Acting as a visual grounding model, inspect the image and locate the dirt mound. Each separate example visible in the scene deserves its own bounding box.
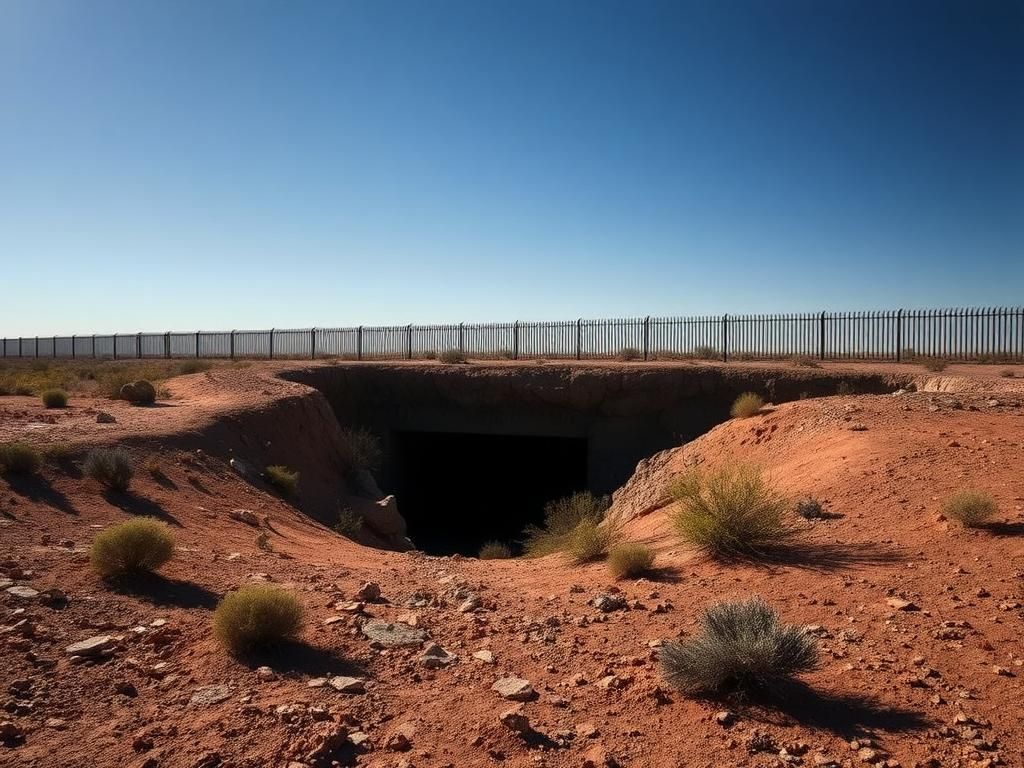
[2,361,1023,768]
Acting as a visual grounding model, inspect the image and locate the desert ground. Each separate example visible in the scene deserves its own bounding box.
[1,359,1023,768]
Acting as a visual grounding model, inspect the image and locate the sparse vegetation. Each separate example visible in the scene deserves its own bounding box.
[920,357,948,372]
[566,517,617,563]
[84,447,133,492]
[42,442,74,464]
[89,518,175,578]
[479,541,513,560]
[265,465,299,497]
[333,506,364,539]
[256,531,273,552]
[669,464,795,559]
[608,542,655,578]
[730,392,764,418]
[177,360,212,375]
[341,427,383,471]
[659,598,818,695]
[213,585,304,653]
[145,457,169,482]
[942,490,997,528]
[0,442,42,476]
[795,497,825,520]
[41,388,68,408]
[438,349,467,364]
[1000,369,1015,378]
[0,359,220,400]
[693,345,718,360]
[617,347,641,361]
[522,491,611,557]
[790,355,820,368]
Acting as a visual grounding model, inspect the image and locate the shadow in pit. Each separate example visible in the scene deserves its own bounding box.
[238,641,369,680]
[983,521,1024,537]
[109,572,219,610]
[4,475,78,515]
[104,490,182,526]
[741,680,930,739]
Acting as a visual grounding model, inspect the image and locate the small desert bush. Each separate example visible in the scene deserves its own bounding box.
[659,598,818,695]
[479,541,513,560]
[42,442,74,464]
[255,531,273,552]
[522,491,611,557]
[213,585,304,652]
[89,518,175,578]
[145,457,168,482]
[265,465,299,497]
[617,347,641,362]
[669,464,795,559]
[795,497,825,520]
[333,506,364,539]
[41,388,68,408]
[341,427,383,471]
[942,490,997,528]
[920,357,947,372]
[730,392,764,418]
[438,349,467,364]
[693,345,718,360]
[0,442,42,476]
[84,447,133,492]
[999,369,1015,378]
[790,355,820,369]
[177,360,212,375]
[608,542,655,578]
[566,517,617,563]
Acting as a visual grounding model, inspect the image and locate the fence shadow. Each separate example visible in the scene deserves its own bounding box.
[109,572,218,610]
[741,680,930,739]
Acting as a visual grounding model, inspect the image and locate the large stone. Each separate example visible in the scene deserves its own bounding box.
[499,706,532,735]
[419,642,457,669]
[328,676,366,694]
[120,380,156,405]
[65,635,115,657]
[190,684,231,706]
[360,619,428,647]
[229,509,260,527]
[5,586,39,600]
[491,677,535,701]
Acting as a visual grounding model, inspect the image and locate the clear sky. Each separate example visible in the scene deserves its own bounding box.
[1,0,1021,336]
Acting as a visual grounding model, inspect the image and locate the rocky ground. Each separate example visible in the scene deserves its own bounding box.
[1,360,1023,768]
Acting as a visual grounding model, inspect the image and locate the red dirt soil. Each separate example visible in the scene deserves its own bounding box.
[1,361,1023,768]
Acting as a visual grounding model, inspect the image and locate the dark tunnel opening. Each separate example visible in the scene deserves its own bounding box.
[389,431,589,556]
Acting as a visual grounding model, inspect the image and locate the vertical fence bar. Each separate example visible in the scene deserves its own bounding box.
[819,312,826,359]
[310,328,316,359]
[269,329,275,359]
[230,331,235,360]
[513,321,519,360]
[721,314,728,362]
[356,326,363,360]
[642,316,650,361]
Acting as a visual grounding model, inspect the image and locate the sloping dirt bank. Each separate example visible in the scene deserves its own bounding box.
[1,360,1023,768]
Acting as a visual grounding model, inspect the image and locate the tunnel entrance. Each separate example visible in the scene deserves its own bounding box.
[389,430,588,556]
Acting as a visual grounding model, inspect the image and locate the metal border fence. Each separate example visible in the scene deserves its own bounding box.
[3,307,1023,363]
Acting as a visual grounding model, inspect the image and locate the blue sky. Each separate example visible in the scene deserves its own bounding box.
[1,0,1021,335]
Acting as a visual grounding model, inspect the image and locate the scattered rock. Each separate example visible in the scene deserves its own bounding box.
[229,509,260,526]
[472,649,496,664]
[498,706,532,735]
[5,586,39,600]
[887,597,919,611]
[356,582,382,602]
[992,666,1014,677]
[716,710,737,726]
[256,666,277,681]
[591,594,628,613]
[458,595,482,613]
[420,642,457,669]
[65,634,115,658]
[386,721,416,752]
[328,676,366,694]
[189,684,231,706]
[95,411,116,424]
[491,677,535,701]
[360,619,428,647]
[120,380,156,405]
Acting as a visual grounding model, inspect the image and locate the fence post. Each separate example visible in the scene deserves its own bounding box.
[819,311,826,360]
[576,318,582,360]
[112,333,117,360]
[895,309,903,362]
[269,329,274,360]
[230,331,235,360]
[643,316,650,361]
[52,335,57,359]
[513,321,519,360]
[357,326,362,361]
[92,334,96,359]
[407,324,413,360]
[195,331,200,358]
[71,335,75,359]
[136,332,142,359]
[722,315,729,362]
[164,332,170,359]
[34,336,38,358]
[458,323,464,354]
[19,337,22,358]
[310,328,316,360]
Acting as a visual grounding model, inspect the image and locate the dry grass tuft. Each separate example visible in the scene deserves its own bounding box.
[617,347,641,361]
[730,392,764,418]
[942,490,997,528]
[41,388,68,408]
[340,427,383,471]
[566,517,617,564]
[84,448,133,492]
[0,442,42,476]
[90,518,175,578]
[478,541,513,560]
[213,585,304,653]
[522,491,610,558]
[608,542,655,578]
[920,357,948,372]
[795,497,825,520]
[660,597,818,695]
[438,349,467,364]
[668,464,796,559]
[265,465,299,497]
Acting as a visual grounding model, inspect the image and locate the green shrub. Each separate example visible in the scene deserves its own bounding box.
[942,490,997,528]
[479,541,513,560]
[0,442,42,476]
[730,392,764,418]
[659,598,818,695]
[265,465,299,497]
[42,442,74,464]
[438,349,467,364]
[795,497,825,520]
[213,585,304,653]
[41,389,68,408]
[522,491,610,557]
[90,518,175,578]
[608,542,655,578]
[668,464,795,559]
[341,427,383,471]
[177,360,212,375]
[566,517,617,563]
[84,448,133,492]
[333,506,363,539]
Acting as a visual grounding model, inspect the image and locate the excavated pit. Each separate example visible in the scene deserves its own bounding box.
[283,363,909,554]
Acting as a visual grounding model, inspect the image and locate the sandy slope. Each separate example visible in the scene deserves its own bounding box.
[1,362,1023,768]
